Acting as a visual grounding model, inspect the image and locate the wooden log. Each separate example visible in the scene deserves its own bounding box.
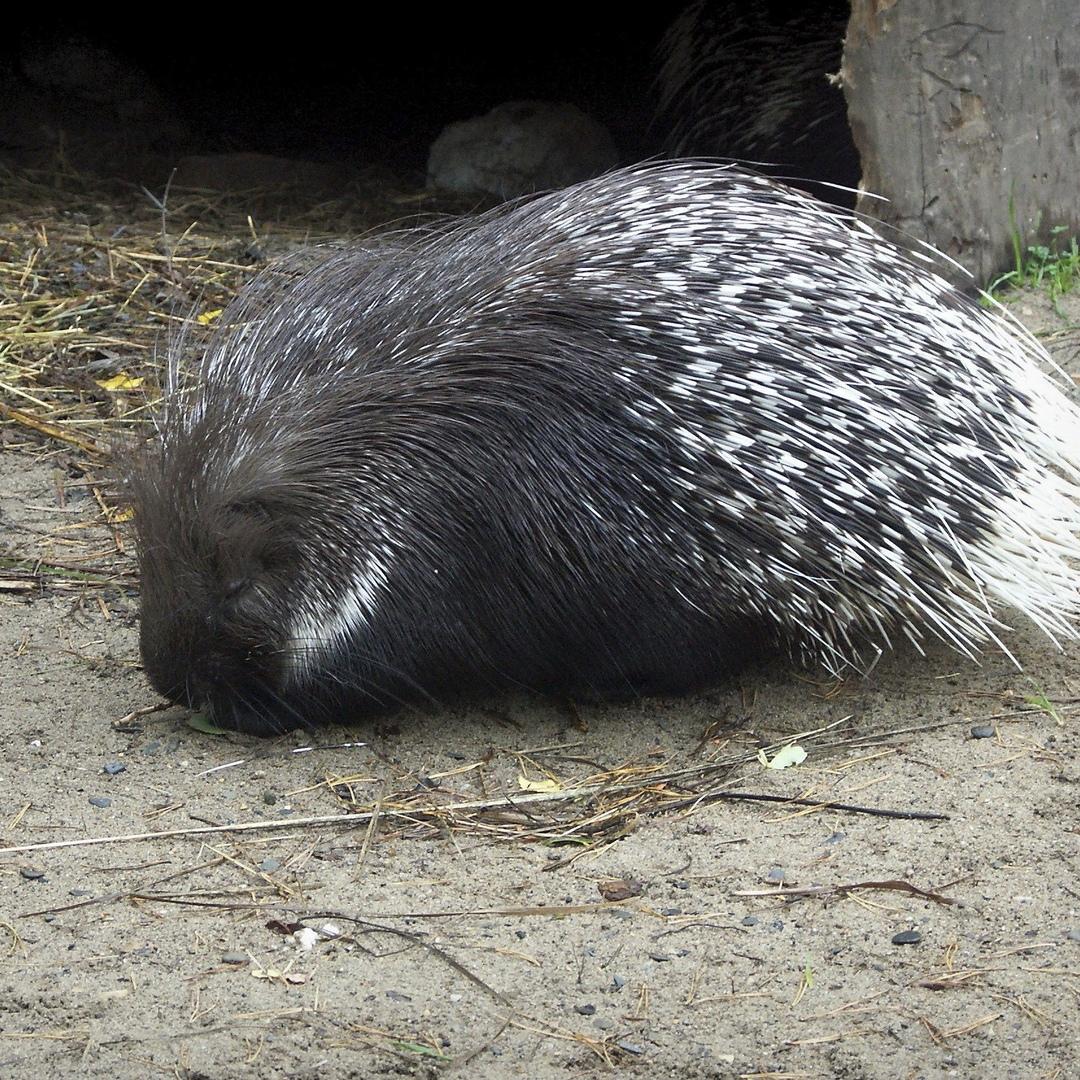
[842,0,1080,285]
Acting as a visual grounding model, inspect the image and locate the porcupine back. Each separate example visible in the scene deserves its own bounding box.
[133,162,1080,734]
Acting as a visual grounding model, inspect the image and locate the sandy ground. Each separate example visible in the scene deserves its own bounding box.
[1,282,1078,1078]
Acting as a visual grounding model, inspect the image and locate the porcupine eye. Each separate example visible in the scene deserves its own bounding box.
[212,500,293,632]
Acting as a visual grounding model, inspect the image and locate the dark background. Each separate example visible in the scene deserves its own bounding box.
[3,9,684,178]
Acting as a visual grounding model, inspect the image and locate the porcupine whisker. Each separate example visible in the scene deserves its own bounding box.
[305,656,443,716]
[296,643,445,711]
[277,638,443,706]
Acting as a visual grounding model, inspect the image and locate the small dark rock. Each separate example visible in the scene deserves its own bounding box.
[574,1003,596,1016]
[258,857,282,873]
[262,791,278,805]
[970,724,995,739]
[661,907,682,916]
[69,888,92,897]
[766,866,786,883]
[741,915,759,927]
[617,1040,645,1055]
[20,867,45,881]
[649,952,672,962]
[515,929,527,940]
[1065,929,1080,943]
[892,929,922,946]
[102,761,126,775]
[221,952,248,965]
[88,796,111,808]
[824,831,846,845]
[386,990,412,1003]
[611,975,627,990]
[671,879,690,890]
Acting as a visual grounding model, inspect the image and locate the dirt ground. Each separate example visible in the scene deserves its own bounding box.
[1,245,1077,1078]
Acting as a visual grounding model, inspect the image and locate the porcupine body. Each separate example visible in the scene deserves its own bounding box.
[656,0,859,197]
[131,162,1080,736]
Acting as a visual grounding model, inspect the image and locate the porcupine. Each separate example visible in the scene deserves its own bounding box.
[130,161,1080,736]
[656,0,859,197]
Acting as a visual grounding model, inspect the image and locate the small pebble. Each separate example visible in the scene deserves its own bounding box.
[649,952,672,963]
[611,975,627,990]
[385,990,412,1003]
[20,868,45,881]
[88,796,112,808]
[258,857,282,873]
[741,915,759,927]
[594,1018,615,1031]
[892,929,922,946]
[293,927,319,950]
[661,907,682,916]
[770,919,785,931]
[671,879,689,890]
[610,908,633,921]
[617,1040,645,1055]
[546,851,561,861]
[766,866,786,883]
[1065,929,1080,943]
[103,761,126,776]
[262,791,278,805]
[970,724,995,739]
[221,952,248,965]
[515,929,527,940]
[824,831,846,845]
[69,888,93,898]
[574,1003,596,1016]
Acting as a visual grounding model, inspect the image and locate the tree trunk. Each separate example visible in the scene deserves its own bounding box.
[842,0,1080,286]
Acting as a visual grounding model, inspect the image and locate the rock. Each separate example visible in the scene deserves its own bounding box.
[891,929,922,945]
[427,101,619,199]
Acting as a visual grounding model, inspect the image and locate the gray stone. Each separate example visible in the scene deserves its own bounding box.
[427,101,619,200]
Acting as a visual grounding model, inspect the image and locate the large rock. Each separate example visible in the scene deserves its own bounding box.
[427,100,619,199]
